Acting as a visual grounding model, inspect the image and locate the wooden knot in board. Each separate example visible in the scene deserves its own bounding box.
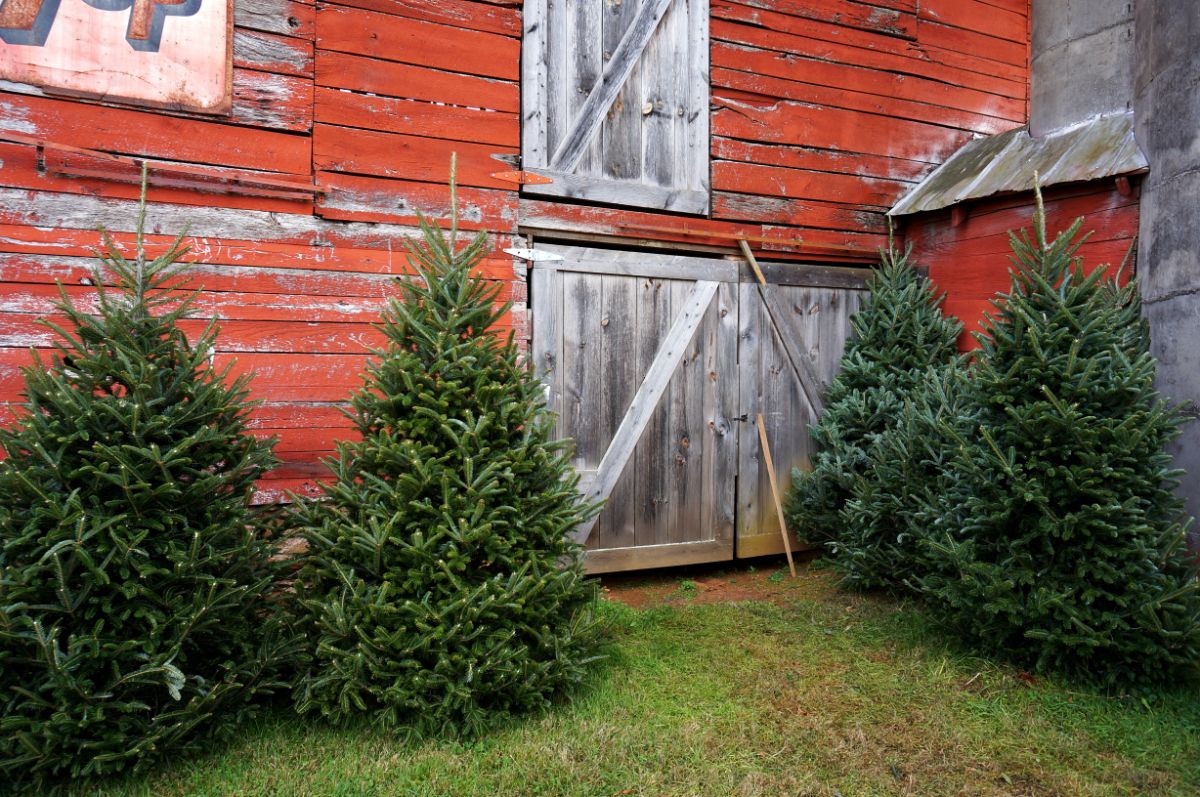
[601,317,610,327]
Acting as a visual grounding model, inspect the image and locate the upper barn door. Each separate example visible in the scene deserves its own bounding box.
[531,245,738,573]
[521,0,710,214]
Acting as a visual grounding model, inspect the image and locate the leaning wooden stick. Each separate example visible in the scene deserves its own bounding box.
[756,412,797,578]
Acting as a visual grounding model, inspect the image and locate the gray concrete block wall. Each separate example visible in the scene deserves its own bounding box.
[1134,0,1200,536]
[1031,0,1135,135]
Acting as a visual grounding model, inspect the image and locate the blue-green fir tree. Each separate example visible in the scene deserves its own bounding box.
[785,244,961,547]
[918,192,1200,686]
[294,179,600,737]
[835,362,979,592]
[0,181,295,787]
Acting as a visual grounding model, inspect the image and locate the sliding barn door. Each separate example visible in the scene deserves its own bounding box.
[521,0,710,214]
[531,245,738,572]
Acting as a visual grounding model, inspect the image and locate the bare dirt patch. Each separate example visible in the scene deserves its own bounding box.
[600,553,830,609]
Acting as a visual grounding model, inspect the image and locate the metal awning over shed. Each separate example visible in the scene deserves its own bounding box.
[889,111,1148,216]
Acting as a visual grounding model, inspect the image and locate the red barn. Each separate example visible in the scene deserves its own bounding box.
[2,0,1196,567]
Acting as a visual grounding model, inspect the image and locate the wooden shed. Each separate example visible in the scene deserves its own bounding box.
[0,0,1036,571]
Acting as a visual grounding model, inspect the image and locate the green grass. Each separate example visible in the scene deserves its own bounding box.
[79,571,1200,797]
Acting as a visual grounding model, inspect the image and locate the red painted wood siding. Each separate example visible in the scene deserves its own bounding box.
[903,181,1141,350]
[0,0,1029,499]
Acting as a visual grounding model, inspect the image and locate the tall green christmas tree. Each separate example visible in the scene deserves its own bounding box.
[835,362,978,592]
[0,179,295,786]
[294,175,599,737]
[785,244,961,546]
[918,192,1200,686]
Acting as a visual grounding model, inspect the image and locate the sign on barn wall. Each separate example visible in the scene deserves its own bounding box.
[0,0,232,113]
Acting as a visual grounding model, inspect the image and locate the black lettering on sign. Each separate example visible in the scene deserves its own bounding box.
[0,0,201,50]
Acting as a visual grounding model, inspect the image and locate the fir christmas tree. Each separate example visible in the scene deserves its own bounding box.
[785,243,961,546]
[919,190,1200,686]
[835,362,978,592]
[294,172,599,737]
[0,177,295,786]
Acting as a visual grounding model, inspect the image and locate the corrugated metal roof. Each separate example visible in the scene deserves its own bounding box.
[889,111,1147,216]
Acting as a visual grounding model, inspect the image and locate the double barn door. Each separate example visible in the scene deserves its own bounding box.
[531,245,867,573]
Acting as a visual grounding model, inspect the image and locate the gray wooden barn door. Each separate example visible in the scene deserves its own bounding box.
[736,268,868,558]
[530,244,738,573]
[531,245,868,572]
[521,0,710,214]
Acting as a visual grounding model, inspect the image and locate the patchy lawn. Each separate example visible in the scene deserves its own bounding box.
[90,561,1199,797]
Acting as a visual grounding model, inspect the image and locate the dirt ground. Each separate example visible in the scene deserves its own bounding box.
[599,552,832,609]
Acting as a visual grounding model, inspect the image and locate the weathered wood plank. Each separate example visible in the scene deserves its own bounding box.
[561,272,604,548]
[597,274,638,550]
[317,50,518,112]
[0,142,312,215]
[316,4,519,80]
[234,0,315,38]
[735,280,764,549]
[0,316,386,354]
[714,0,916,39]
[701,280,738,546]
[584,539,730,574]
[520,0,549,166]
[314,87,517,147]
[537,244,739,283]
[315,172,517,230]
[521,170,710,215]
[0,187,429,252]
[711,191,892,235]
[568,0,604,176]
[639,0,678,190]
[0,253,403,298]
[519,198,886,260]
[0,216,518,280]
[313,124,516,190]
[633,275,671,547]
[712,95,974,166]
[571,279,718,545]
[0,67,313,133]
[234,28,314,77]
[317,0,521,37]
[600,0,641,182]
[0,93,311,174]
[713,159,910,209]
[529,265,562,421]
[672,278,707,543]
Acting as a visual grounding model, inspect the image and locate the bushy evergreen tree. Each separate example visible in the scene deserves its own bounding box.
[834,363,978,592]
[294,184,599,737]
[918,194,1200,686]
[0,182,295,786]
[785,244,961,546]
